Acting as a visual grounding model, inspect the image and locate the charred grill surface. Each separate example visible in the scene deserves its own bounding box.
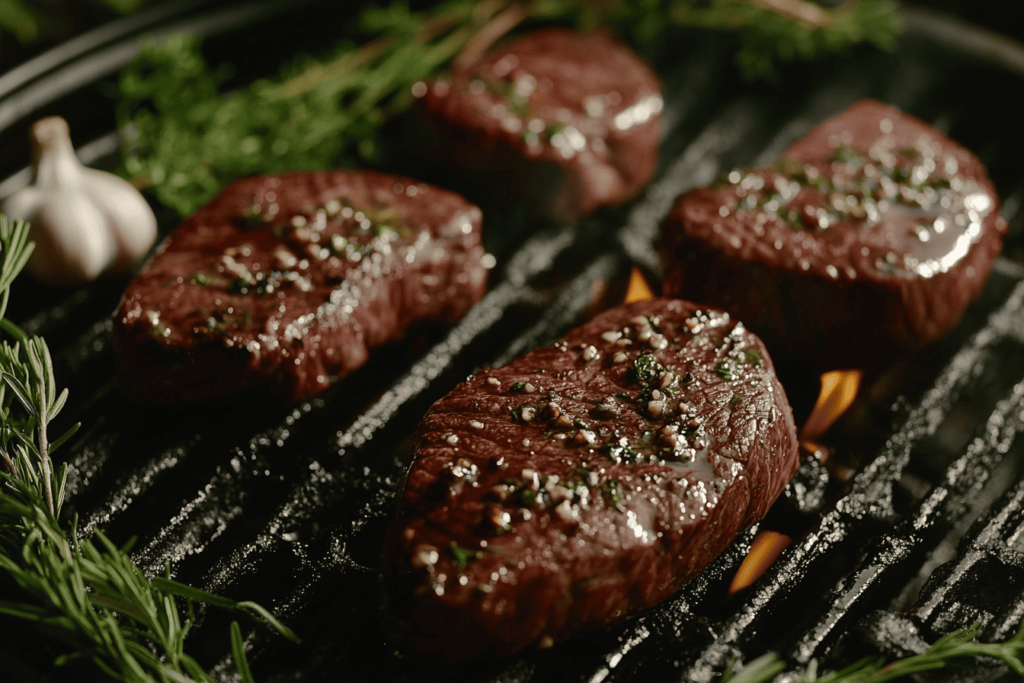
[3,4,1024,682]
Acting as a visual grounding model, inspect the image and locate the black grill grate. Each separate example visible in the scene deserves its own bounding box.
[3,3,1024,681]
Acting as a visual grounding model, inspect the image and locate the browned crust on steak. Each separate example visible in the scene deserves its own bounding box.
[416,28,662,224]
[660,99,1006,371]
[114,170,486,404]
[382,299,799,660]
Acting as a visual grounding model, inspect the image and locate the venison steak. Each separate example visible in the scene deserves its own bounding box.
[415,28,662,224]
[661,99,1006,372]
[114,170,487,404]
[382,298,799,659]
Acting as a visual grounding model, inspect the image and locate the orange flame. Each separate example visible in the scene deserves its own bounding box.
[727,372,860,594]
[624,266,654,304]
[800,370,862,442]
[728,530,792,596]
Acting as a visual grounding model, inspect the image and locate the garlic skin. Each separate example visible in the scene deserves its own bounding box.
[0,117,157,285]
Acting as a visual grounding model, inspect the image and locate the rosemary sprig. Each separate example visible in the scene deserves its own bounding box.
[116,0,901,218]
[0,214,297,680]
[722,620,1024,682]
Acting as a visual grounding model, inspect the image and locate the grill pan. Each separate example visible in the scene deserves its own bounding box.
[2,2,1024,680]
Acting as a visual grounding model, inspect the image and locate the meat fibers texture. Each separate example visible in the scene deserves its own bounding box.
[382,299,799,660]
[114,170,487,404]
[415,28,662,224]
[661,99,1006,372]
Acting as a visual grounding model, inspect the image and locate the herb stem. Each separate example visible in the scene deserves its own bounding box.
[271,33,398,101]
[750,0,829,28]
[272,1,496,102]
[36,398,53,518]
[453,0,526,69]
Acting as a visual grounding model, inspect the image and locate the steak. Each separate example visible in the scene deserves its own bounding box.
[381,299,799,660]
[113,170,487,404]
[414,28,662,224]
[660,99,1006,372]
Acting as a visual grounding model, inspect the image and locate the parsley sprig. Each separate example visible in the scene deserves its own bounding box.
[0,214,297,681]
[117,0,901,217]
[722,620,1024,682]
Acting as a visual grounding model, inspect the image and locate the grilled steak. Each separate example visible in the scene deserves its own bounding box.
[382,298,799,659]
[414,28,662,224]
[660,99,1006,372]
[114,170,487,404]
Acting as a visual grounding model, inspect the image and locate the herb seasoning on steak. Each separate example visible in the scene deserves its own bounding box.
[414,28,662,224]
[382,299,798,659]
[114,170,487,404]
[660,99,1006,372]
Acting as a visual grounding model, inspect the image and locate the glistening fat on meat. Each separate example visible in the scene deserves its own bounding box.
[415,28,663,224]
[382,298,799,659]
[114,170,488,404]
[660,99,1006,372]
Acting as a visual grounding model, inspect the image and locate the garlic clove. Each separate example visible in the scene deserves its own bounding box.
[27,190,117,285]
[81,169,157,271]
[0,184,42,226]
[0,116,158,285]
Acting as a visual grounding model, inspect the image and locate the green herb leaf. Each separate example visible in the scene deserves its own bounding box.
[238,601,301,644]
[1,371,36,417]
[742,349,762,367]
[598,479,625,511]
[231,621,256,683]
[723,620,1024,682]
[151,576,239,610]
[830,145,860,164]
[49,424,80,458]
[449,541,483,568]
[721,653,787,683]
[632,353,665,384]
[716,362,734,381]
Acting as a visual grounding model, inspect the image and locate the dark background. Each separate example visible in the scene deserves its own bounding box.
[2,0,1022,73]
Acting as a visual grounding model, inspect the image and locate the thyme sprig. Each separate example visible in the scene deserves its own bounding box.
[117,0,522,217]
[663,0,901,81]
[117,0,901,217]
[0,214,297,680]
[722,620,1024,682]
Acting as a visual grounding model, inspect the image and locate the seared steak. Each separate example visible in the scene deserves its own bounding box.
[415,28,662,224]
[114,170,487,404]
[382,299,799,659]
[661,99,1006,372]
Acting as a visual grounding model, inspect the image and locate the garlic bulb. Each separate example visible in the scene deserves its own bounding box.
[0,117,157,285]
